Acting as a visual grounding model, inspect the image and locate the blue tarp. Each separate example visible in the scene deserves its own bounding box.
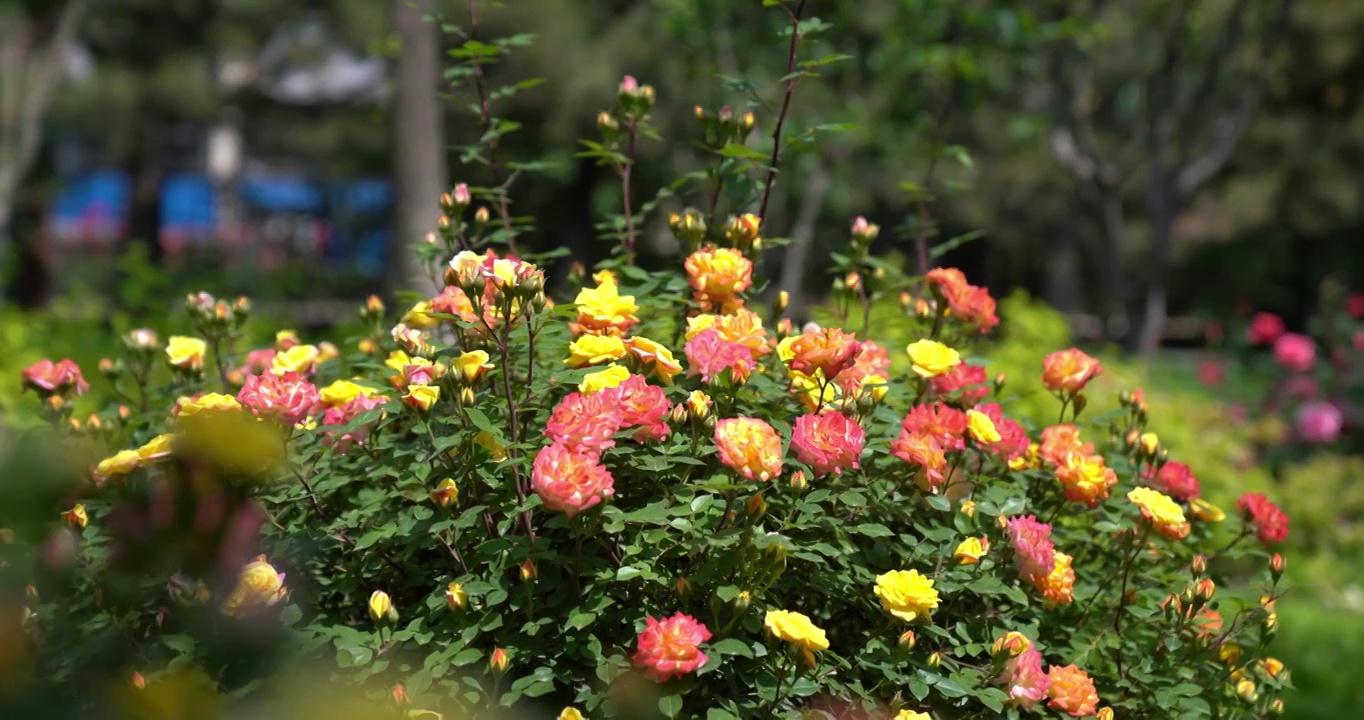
[161,173,216,235]
[48,169,130,241]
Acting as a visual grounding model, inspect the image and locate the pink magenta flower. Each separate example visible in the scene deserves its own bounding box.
[604,374,671,443]
[997,648,1051,710]
[1237,492,1290,545]
[237,371,320,426]
[791,410,865,477]
[1041,348,1102,395]
[631,612,712,681]
[1273,333,1315,373]
[531,442,615,518]
[1349,294,1364,319]
[1149,460,1200,501]
[787,327,862,381]
[21,358,89,396]
[1247,312,1285,345]
[1006,516,1056,583]
[929,363,989,405]
[899,402,969,452]
[545,391,625,454]
[242,348,277,375]
[714,417,783,481]
[684,328,757,384]
[1197,359,1224,387]
[1296,401,1343,444]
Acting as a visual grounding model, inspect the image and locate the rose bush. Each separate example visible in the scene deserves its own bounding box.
[1,15,1297,720]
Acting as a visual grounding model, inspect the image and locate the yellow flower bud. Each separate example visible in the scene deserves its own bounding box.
[489,647,509,674]
[368,590,393,624]
[521,559,537,582]
[430,479,459,508]
[445,582,468,611]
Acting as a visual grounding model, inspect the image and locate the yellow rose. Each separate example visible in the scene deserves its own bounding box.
[166,336,207,371]
[776,334,799,362]
[453,350,493,384]
[574,277,638,334]
[624,336,682,385]
[953,537,989,565]
[369,590,393,624]
[763,609,829,651]
[176,393,242,417]
[685,313,718,340]
[473,430,509,461]
[874,569,940,623]
[404,384,441,412]
[96,449,143,478]
[1189,498,1225,523]
[271,344,320,375]
[557,709,585,720]
[1127,486,1190,539]
[175,408,286,476]
[965,410,1001,444]
[565,335,626,368]
[319,379,370,407]
[579,364,631,394]
[894,712,932,720]
[402,300,441,329]
[137,434,175,461]
[221,557,286,616]
[62,504,88,529]
[275,329,299,350]
[1140,432,1160,455]
[906,339,960,378]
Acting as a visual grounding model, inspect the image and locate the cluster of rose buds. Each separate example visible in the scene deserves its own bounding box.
[185,291,249,336]
[694,104,756,149]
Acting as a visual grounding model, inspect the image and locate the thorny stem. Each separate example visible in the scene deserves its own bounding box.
[466,0,517,254]
[755,0,808,229]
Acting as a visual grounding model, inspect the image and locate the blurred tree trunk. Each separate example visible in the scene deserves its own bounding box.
[388,0,446,297]
[0,0,85,301]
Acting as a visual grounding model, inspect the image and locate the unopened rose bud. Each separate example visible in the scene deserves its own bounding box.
[996,515,1008,530]
[1192,555,1207,575]
[453,183,471,207]
[1235,678,1257,703]
[391,683,409,706]
[474,207,490,225]
[1140,432,1160,456]
[669,403,689,427]
[131,672,146,689]
[460,387,477,406]
[118,405,131,421]
[960,500,976,518]
[520,559,538,582]
[1097,708,1114,720]
[790,469,808,492]
[1072,393,1088,416]
[597,111,618,133]
[98,358,118,378]
[776,317,794,339]
[368,590,393,625]
[898,630,917,651]
[62,504,88,530]
[694,105,705,121]
[675,577,693,600]
[733,590,751,612]
[1195,578,1216,602]
[899,291,913,310]
[850,216,879,242]
[845,272,862,291]
[745,493,767,518]
[686,390,712,421]
[490,647,509,674]
[1269,553,1285,578]
[927,652,941,669]
[1263,611,1278,635]
[991,631,1031,659]
[740,111,756,133]
[445,582,468,611]
[1269,699,1284,714]
[776,290,790,314]
[619,74,638,94]
[439,192,454,212]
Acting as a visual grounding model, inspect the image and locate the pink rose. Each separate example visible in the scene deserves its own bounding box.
[1296,401,1343,444]
[1247,313,1285,346]
[1273,333,1315,373]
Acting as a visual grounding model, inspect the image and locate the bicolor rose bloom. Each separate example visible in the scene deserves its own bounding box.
[624,336,683,385]
[890,431,948,492]
[929,363,989,405]
[1054,452,1118,507]
[1047,664,1100,717]
[874,569,940,623]
[965,409,1002,444]
[579,364,631,395]
[714,417,783,481]
[686,309,770,358]
[237,371,319,426]
[954,536,989,565]
[1296,401,1343,444]
[606,374,672,443]
[978,403,1031,463]
[1127,487,1191,540]
[1237,492,1289,545]
[1149,460,1200,501]
[572,275,639,336]
[271,344,321,375]
[1247,312,1285,345]
[900,402,969,451]
[545,391,624,453]
[222,555,287,617]
[1006,516,1056,583]
[531,442,616,518]
[788,328,862,380]
[321,394,388,452]
[1037,551,1075,607]
[791,411,865,476]
[925,267,1000,332]
[1038,424,1094,466]
[685,246,753,313]
[175,392,242,417]
[21,358,89,396]
[1042,348,1102,394]
[631,612,712,682]
[318,379,373,408]
[997,648,1051,710]
[684,329,757,384]
[1272,333,1315,373]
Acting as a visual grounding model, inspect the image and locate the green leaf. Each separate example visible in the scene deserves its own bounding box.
[853,523,894,538]
[162,634,195,656]
[658,694,684,717]
[925,494,953,512]
[709,638,755,658]
[616,566,642,581]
